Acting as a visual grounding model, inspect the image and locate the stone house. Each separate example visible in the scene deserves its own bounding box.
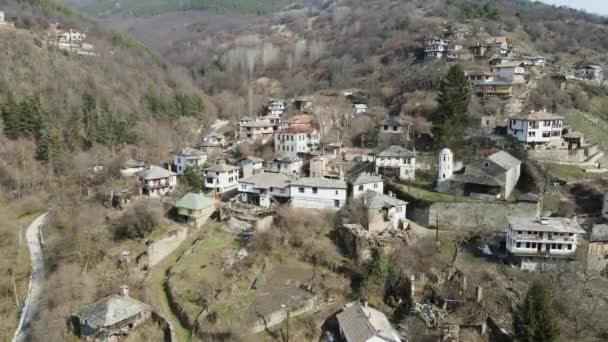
[486,36,509,55]
[68,287,151,341]
[201,130,226,147]
[438,149,521,200]
[353,103,368,114]
[174,192,217,227]
[361,190,408,232]
[378,116,411,148]
[490,61,526,84]
[238,172,291,208]
[507,110,564,149]
[336,301,402,342]
[506,216,585,271]
[293,98,312,111]
[522,55,546,67]
[289,177,347,210]
[239,118,277,140]
[266,99,287,116]
[576,64,603,81]
[465,67,495,85]
[203,164,240,194]
[375,145,416,180]
[266,156,304,176]
[424,38,463,60]
[348,173,384,199]
[587,224,608,274]
[172,147,207,175]
[136,165,177,197]
[237,156,265,177]
[274,125,320,158]
[473,80,513,98]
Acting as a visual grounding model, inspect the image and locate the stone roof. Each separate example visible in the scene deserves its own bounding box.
[71,294,151,330]
[173,147,206,157]
[289,177,347,189]
[175,192,216,210]
[239,172,290,189]
[450,173,503,187]
[476,80,512,86]
[240,119,274,128]
[590,224,608,242]
[492,61,524,68]
[279,126,316,134]
[137,165,176,180]
[381,116,408,126]
[377,145,416,158]
[487,36,507,45]
[204,163,239,172]
[563,131,584,139]
[362,190,408,209]
[580,64,602,70]
[272,156,302,163]
[282,114,315,125]
[349,173,383,185]
[512,111,564,121]
[240,156,265,164]
[507,216,585,234]
[336,302,401,342]
[487,150,521,170]
[123,159,145,169]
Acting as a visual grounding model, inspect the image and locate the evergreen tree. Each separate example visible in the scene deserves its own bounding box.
[181,166,202,192]
[432,64,470,147]
[513,280,560,342]
[65,110,84,151]
[1,94,20,140]
[365,248,389,289]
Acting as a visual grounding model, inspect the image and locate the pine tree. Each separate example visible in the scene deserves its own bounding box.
[65,110,84,151]
[1,94,20,140]
[366,249,389,288]
[432,64,470,147]
[513,280,560,342]
[181,166,202,192]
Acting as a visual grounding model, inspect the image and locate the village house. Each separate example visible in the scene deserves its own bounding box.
[587,224,608,274]
[348,173,384,199]
[274,115,320,157]
[378,116,411,148]
[201,130,226,147]
[309,154,375,180]
[522,55,546,67]
[137,165,177,197]
[266,99,287,116]
[0,10,5,25]
[473,80,513,98]
[289,177,347,210]
[174,192,217,228]
[237,156,265,176]
[375,145,416,180]
[506,216,585,271]
[507,110,564,149]
[172,147,207,175]
[239,117,277,140]
[487,36,509,55]
[353,103,368,114]
[68,286,152,341]
[361,190,408,232]
[203,164,240,194]
[490,61,526,84]
[438,149,521,200]
[576,64,603,81]
[266,156,304,176]
[469,42,489,58]
[120,159,146,177]
[464,67,495,85]
[423,38,463,60]
[292,98,312,111]
[238,172,291,208]
[336,301,402,342]
[48,28,96,56]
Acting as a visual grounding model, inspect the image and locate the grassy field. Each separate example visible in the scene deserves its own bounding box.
[388,180,478,205]
[79,0,293,17]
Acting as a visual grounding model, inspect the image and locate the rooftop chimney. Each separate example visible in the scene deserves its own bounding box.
[120,285,129,297]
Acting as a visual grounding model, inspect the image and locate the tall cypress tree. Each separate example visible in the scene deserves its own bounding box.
[513,280,560,342]
[432,64,470,147]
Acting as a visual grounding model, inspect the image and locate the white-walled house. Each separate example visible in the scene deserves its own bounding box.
[380,116,410,136]
[172,147,207,175]
[506,216,585,271]
[375,146,416,180]
[353,103,368,114]
[423,38,463,60]
[465,68,495,85]
[522,55,546,67]
[237,156,264,173]
[289,178,347,210]
[203,164,240,194]
[491,61,526,84]
[137,165,177,197]
[266,156,304,176]
[274,126,320,157]
[576,64,603,81]
[266,99,287,116]
[349,173,384,199]
[507,111,564,148]
[0,10,5,24]
[238,172,291,208]
[201,131,226,147]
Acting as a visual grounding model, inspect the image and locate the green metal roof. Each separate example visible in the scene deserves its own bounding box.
[175,193,216,210]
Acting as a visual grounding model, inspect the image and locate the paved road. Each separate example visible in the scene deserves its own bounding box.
[13,212,49,342]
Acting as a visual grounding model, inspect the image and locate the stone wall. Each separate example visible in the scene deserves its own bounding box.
[410,200,540,230]
[527,148,586,163]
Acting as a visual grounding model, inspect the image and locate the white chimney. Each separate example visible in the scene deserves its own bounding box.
[120,285,129,297]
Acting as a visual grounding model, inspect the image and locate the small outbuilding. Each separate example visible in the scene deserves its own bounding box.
[174,192,217,227]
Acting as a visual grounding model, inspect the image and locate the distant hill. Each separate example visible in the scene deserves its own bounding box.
[66,0,295,17]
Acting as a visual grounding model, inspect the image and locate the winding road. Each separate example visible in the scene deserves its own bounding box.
[13,212,49,342]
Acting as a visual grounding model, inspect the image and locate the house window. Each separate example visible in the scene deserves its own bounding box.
[241,185,246,190]
[393,126,397,131]
[526,242,530,248]
[177,157,181,163]
[516,242,521,248]
[206,178,213,184]
[567,244,572,250]
[358,185,364,191]
[299,187,305,193]
[334,200,340,208]
[384,125,388,130]
[373,183,378,189]
[542,131,551,138]
[335,190,339,195]
[312,187,318,194]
